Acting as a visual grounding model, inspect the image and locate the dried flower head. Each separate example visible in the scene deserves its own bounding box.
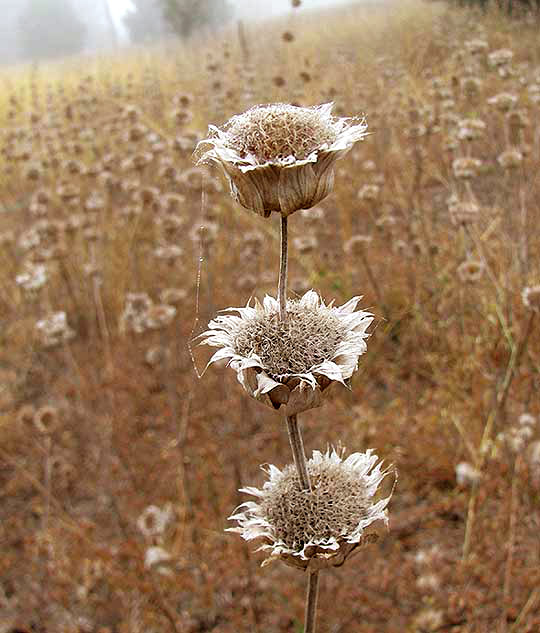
[455,462,480,487]
[33,405,60,434]
[519,413,536,428]
[16,262,48,292]
[228,448,391,571]
[36,311,75,348]
[522,285,540,312]
[457,118,486,141]
[200,290,373,416]
[344,234,372,256]
[487,92,518,112]
[488,49,513,68]
[144,304,176,330]
[457,259,485,283]
[119,293,153,334]
[497,148,523,169]
[144,546,173,574]
[452,157,482,180]
[137,504,173,539]
[196,103,368,217]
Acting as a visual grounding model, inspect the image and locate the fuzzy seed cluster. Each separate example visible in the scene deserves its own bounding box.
[232,300,348,376]
[222,104,340,162]
[261,457,371,550]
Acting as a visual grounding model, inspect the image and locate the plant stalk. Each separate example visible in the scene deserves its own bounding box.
[286,414,311,491]
[305,571,320,633]
[278,214,288,322]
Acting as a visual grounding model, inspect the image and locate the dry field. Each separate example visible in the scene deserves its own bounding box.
[1,1,540,632]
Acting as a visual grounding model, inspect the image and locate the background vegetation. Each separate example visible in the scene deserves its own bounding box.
[0,1,539,632]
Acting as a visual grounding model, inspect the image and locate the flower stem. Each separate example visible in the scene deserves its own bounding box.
[286,414,311,491]
[278,214,288,322]
[305,571,320,633]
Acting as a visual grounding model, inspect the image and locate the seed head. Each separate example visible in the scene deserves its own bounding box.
[522,285,540,312]
[228,448,392,571]
[200,290,373,416]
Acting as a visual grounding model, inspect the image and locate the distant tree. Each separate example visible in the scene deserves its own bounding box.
[452,0,539,13]
[18,0,86,60]
[124,0,169,44]
[159,0,233,39]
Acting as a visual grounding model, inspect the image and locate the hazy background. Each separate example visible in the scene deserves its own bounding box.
[0,0,375,66]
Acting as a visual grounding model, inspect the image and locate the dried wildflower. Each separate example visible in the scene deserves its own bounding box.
[455,462,480,487]
[36,311,75,348]
[137,504,173,539]
[16,262,48,291]
[196,103,368,217]
[120,293,153,334]
[33,405,60,434]
[457,259,485,283]
[413,609,444,631]
[488,49,513,68]
[487,92,518,112]
[416,573,441,591]
[506,426,534,453]
[344,234,372,256]
[144,304,176,330]
[200,290,373,416]
[357,184,380,202]
[519,413,536,428]
[497,149,523,169]
[457,118,486,141]
[153,244,183,263]
[522,285,540,312]
[527,84,540,104]
[293,235,318,254]
[465,39,488,54]
[228,448,391,570]
[144,546,173,574]
[18,227,41,252]
[460,76,482,97]
[452,157,482,179]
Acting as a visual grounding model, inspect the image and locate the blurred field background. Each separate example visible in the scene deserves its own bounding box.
[1,0,540,631]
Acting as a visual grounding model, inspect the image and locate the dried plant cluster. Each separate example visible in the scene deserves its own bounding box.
[1,1,540,632]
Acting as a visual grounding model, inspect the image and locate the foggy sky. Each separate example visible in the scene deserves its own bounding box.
[109,0,366,24]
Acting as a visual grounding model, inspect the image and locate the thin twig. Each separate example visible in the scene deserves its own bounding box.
[509,588,540,633]
[501,455,522,632]
[463,313,535,561]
